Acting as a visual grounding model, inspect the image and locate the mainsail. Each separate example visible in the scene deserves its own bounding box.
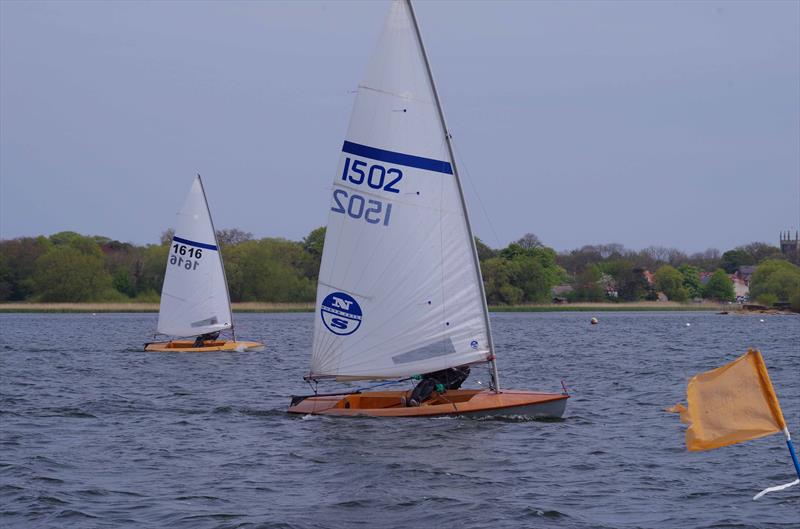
[309,0,493,380]
[157,176,233,337]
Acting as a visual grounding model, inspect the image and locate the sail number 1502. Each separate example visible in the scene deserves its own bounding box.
[331,190,392,226]
[332,157,401,226]
[341,157,402,193]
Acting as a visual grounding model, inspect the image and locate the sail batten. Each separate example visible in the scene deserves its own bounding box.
[156,176,233,338]
[309,0,491,380]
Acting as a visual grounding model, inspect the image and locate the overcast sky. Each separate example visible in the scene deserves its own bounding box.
[1,0,798,253]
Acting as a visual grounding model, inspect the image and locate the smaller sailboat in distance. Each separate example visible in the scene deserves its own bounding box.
[144,175,263,352]
[287,0,567,418]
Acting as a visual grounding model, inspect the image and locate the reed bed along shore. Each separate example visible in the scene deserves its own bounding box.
[491,301,730,312]
[0,301,730,313]
[0,302,313,313]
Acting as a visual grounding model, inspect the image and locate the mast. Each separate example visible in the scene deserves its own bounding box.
[196,174,236,342]
[405,0,500,391]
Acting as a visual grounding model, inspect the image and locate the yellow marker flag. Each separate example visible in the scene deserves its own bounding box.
[668,349,786,452]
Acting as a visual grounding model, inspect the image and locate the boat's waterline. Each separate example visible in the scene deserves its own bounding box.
[287,389,568,418]
[144,340,264,353]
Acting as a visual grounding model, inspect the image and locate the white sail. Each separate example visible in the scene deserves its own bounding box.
[157,176,233,337]
[309,0,491,380]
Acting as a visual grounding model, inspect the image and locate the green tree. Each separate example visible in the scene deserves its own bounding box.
[514,233,543,250]
[749,260,800,305]
[137,244,169,295]
[678,264,703,299]
[99,239,145,298]
[474,237,496,261]
[655,265,688,301]
[221,241,249,302]
[300,227,326,281]
[500,245,565,302]
[756,293,778,307]
[703,269,735,301]
[557,246,604,276]
[720,243,783,273]
[112,269,136,297]
[0,237,51,300]
[598,260,648,301]
[160,229,175,245]
[32,245,112,301]
[481,257,521,305]
[569,264,605,302]
[738,242,783,263]
[790,289,800,313]
[49,231,85,247]
[233,238,315,302]
[216,228,253,247]
[686,248,721,271]
[302,227,326,259]
[0,252,12,300]
[720,249,754,273]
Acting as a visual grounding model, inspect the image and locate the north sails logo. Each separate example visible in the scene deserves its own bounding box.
[320,292,363,336]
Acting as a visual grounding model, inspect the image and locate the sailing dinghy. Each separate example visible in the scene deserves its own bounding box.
[288,0,567,418]
[144,176,263,352]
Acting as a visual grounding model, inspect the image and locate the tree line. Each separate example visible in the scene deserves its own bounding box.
[1,229,798,311]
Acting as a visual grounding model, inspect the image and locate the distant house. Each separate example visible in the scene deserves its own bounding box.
[730,276,749,301]
[551,285,574,297]
[599,273,618,298]
[735,266,756,285]
[551,285,572,304]
[642,270,655,287]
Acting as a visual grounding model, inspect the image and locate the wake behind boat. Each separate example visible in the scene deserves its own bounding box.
[287,0,567,418]
[144,175,263,353]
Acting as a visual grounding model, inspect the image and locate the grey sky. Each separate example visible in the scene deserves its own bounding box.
[1,0,798,254]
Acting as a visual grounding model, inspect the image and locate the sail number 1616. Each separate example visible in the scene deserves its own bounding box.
[170,243,202,271]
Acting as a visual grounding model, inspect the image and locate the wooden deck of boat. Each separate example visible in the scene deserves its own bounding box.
[144,340,264,352]
[287,389,568,418]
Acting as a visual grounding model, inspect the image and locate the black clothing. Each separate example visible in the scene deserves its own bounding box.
[192,331,220,347]
[408,366,470,405]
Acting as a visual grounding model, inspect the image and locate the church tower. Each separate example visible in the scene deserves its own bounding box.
[779,231,800,265]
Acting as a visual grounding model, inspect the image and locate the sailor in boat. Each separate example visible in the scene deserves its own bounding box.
[192,331,220,348]
[403,366,471,407]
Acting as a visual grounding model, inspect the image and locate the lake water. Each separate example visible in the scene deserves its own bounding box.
[1,311,798,529]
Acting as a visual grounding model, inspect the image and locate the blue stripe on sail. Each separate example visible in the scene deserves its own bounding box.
[342,141,453,175]
[173,236,218,251]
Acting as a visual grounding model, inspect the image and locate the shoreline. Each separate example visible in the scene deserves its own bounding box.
[0,301,735,313]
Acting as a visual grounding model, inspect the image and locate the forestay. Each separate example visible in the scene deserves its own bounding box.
[157,176,232,337]
[310,0,491,380]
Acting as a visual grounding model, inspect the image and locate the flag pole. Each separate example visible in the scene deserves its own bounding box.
[784,428,800,480]
[753,350,800,478]
[749,349,800,499]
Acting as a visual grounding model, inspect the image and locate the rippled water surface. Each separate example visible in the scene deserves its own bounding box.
[1,311,798,528]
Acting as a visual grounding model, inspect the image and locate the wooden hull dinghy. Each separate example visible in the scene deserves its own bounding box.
[288,389,568,418]
[144,175,263,353]
[287,1,568,420]
[144,340,264,353]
